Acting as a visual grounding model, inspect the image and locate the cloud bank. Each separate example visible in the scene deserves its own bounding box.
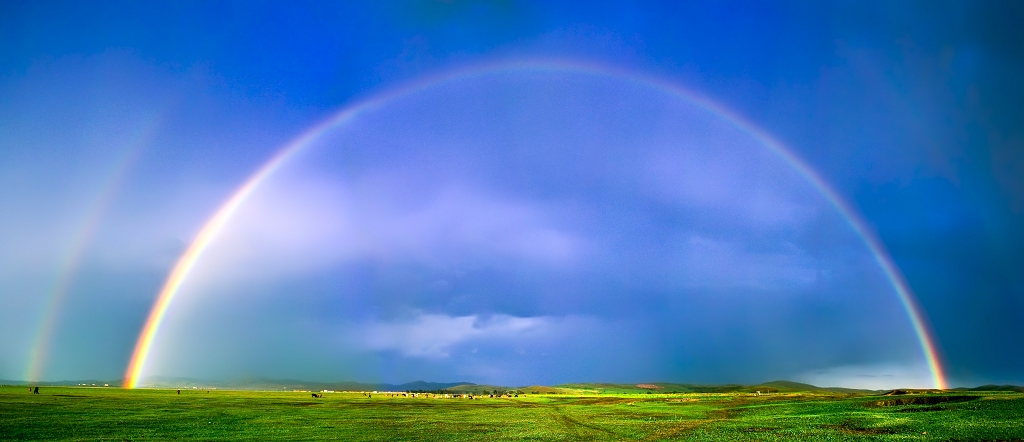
[352,313,564,358]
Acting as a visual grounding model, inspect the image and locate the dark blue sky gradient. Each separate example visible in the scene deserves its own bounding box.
[1,1,1021,387]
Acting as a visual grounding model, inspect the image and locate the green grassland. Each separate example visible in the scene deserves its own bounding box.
[1,386,1022,440]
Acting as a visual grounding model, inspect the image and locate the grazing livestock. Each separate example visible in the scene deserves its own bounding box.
[312,393,322,398]
[33,387,39,394]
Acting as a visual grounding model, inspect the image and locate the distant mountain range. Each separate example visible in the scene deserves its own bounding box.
[133,377,474,392]
[954,384,1024,393]
[2,377,1021,394]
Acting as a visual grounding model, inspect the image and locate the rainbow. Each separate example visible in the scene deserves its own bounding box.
[24,116,159,384]
[124,60,948,389]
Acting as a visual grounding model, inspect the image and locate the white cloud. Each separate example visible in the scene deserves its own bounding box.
[350,313,562,358]
[186,171,587,291]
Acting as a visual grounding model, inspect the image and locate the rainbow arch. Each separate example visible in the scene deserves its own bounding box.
[124,60,948,389]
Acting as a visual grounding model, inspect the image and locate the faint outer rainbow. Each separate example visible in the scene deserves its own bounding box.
[25,116,158,384]
[124,60,948,389]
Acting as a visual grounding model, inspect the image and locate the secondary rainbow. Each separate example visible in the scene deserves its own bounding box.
[124,59,948,389]
[25,116,159,384]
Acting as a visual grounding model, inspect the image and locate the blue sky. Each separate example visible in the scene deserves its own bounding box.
[1,1,1021,388]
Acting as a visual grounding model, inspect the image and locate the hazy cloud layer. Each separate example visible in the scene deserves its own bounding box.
[146,72,914,386]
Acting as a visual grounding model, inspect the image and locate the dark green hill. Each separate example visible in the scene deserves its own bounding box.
[756,380,875,394]
[962,384,1024,392]
[757,380,821,391]
[444,384,517,394]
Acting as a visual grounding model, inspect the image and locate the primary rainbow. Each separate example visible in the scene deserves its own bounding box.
[124,60,948,389]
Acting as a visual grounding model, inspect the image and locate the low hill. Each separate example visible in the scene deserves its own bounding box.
[389,381,476,392]
[137,377,471,392]
[556,381,876,394]
[757,380,874,394]
[519,385,577,394]
[444,384,496,393]
[961,385,1024,393]
[758,380,821,391]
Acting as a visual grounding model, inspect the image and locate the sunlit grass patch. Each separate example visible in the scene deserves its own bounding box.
[0,387,1021,440]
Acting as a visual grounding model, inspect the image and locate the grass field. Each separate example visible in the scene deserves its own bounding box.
[1,386,1022,440]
